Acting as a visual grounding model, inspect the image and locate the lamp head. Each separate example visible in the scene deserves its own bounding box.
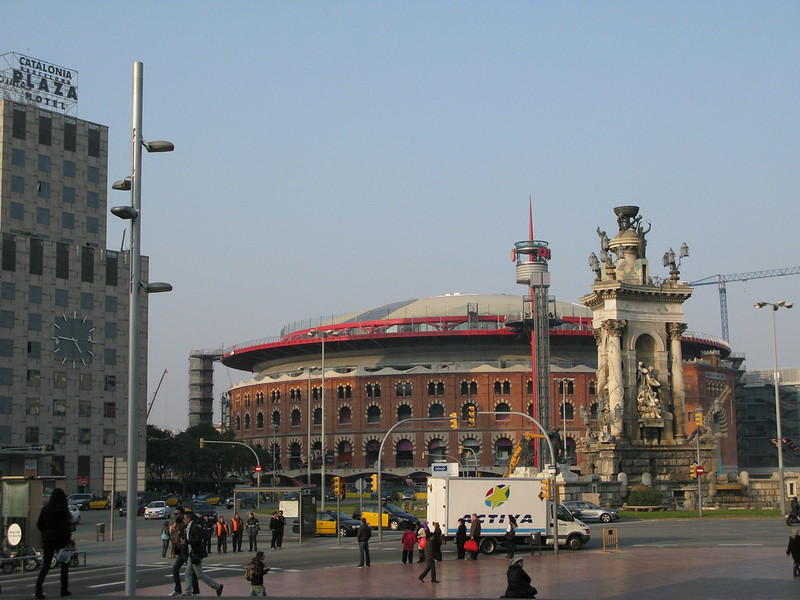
[777,301,794,309]
[112,178,132,191]
[144,282,173,294]
[110,205,138,220]
[754,302,768,309]
[142,140,174,153]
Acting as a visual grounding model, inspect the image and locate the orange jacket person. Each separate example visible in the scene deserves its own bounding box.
[215,516,230,553]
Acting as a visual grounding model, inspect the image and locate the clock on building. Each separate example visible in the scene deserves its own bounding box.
[52,312,95,367]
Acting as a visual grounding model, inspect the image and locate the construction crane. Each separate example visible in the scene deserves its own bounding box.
[146,369,168,418]
[689,267,800,341]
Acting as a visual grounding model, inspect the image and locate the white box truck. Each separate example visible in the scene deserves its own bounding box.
[426,476,590,553]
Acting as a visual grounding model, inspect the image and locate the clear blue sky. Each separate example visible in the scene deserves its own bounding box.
[6,1,798,430]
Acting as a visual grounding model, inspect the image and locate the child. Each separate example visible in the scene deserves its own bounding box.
[246,551,270,596]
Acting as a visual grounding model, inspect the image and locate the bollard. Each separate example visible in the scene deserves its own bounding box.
[530,531,542,555]
[602,526,618,552]
[96,522,105,541]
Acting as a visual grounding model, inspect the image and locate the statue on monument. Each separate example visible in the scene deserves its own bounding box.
[636,362,663,420]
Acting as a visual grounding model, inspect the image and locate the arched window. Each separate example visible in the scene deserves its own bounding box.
[255,412,264,429]
[337,440,352,467]
[495,402,511,421]
[427,381,445,396]
[396,381,412,397]
[244,413,251,429]
[461,402,476,422]
[527,402,534,417]
[495,437,513,466]
[271,410,280,426]
[235,415,241,430]
[428,403,444,418]
[527,380,532,395]
[397,404,412,421]
[289,442,302,469]
[589,380,596,395]
[339,406,352,424]
[313,407,322,425]
[290,408,301,426]
[427,438,445,465]
[337,384,352,399]
[365,440,380,468]
[312,386,321,401]
[366,383,382,398]
[395,439,413,468]
[560,403,574,421]
[367,405,381,423]
[590,402,599,420]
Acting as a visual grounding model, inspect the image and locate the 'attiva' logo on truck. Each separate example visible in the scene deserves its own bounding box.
[484,484,511,508]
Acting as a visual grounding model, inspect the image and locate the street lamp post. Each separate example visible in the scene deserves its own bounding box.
[308,330,338,511]
[296,366,318,483]
[755,300,794,514]
[554,377,574,464]
[111,61,173,597]
[199,438,262,488]
[271,422,280,487]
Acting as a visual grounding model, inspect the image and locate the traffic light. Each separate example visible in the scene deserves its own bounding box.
[694,411,703,427]
[449,412,459,429]
[332,476,341,497]
[538,479,553,500]
[784,438,799,452]
[370,473,379,492]
[467,405,477,427]
[199,437,205,448]
[690,464,697,478]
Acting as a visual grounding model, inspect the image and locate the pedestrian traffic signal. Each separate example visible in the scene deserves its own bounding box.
[332,476,341,497]
[690,464,697,478]
[449,412,459,429]
[467,405,477,427]
[694,411,703,427]
[784,438,800,452]
[370,473,379,492]
[199,437,205,448]
[538,479,553,500]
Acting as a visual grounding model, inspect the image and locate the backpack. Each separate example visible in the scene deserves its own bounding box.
[245,562,255,582]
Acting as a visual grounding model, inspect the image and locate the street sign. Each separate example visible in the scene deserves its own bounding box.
[695,465,705,476]
[354,479,366,493]
[255,465,262,472]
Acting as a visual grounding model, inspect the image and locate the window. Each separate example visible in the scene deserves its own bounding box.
[103,402,116,419]
[37,182,50,199]
[1,282,15,300]
[428,403,444,418]
[0,311,12,328]
[271,410,281,426]
[55,289,68,306]
[53,399,66,416]
[56,243,69,278]
[63,161,75,177]
[27,341,40,359]
[0,397,11,415]
[339,406,352,424]
[39,115,52,145]
[105,296,117,313]
[37,207,50,224]
[12,108,26,139]
[104,375,116,391]
[365,383,381,398]
[27,369,41,387]
[460,380,478,396]
[105,348,116,366]
[88,127,100,157]
[313,408,322,425]
[26,427,39,444]
[2,234,16,271]
[11,149,25,166]
[396,381,412,397]
[79,401,91,417]
[290,408,301,426]
[10,202,24,220]
[366,405,381,423]
[62,212,75,230]
[29,286,42,303]
[0,339,12,357]
[38,154,51,172]
[589,381,596,395]
[53,427,65,445]
[79,429,92,444]
[64,121,76,152]
[427,381,445,396]
[26,397,40,415]
[11,175,25,193]
[0,369,12,385]
[87,191,99,208]
[87,166,99,183]
[63,187,75,203]
[244,414,251,429]
[53,372,67,389]
[493,380,511,395]
[30,238,43,275]
[28,314,41,331]
[495,402,511,421]
[105,322,116,339]
[80,293,93,310]
[397,404,412,421]
[81,247,94,283]
[105,253,118,286]
[87,217,99,234]
[103,429,116,445]
[337,384,352,399]
[79,373,92,391]
[255,412,264,428]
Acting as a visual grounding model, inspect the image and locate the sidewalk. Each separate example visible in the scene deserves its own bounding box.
[133,545,799,599]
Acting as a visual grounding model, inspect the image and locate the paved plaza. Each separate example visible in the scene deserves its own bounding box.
[130,545,798,599]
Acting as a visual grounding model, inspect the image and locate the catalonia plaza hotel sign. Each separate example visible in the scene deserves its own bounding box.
[1,52,78,114]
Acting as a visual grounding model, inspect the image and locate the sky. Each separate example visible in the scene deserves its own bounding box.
[5,1,798,430]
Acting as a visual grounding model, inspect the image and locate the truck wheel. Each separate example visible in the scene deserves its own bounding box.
[389,520,399,531]
[479,538,496,554]
[566,535,583,551]
[600,513,613,523]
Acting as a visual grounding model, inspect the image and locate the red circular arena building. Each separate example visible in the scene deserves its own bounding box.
[221,293,734,488]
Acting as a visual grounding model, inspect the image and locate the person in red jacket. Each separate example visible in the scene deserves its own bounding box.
[215,516,230,553]
[401,527,417,564]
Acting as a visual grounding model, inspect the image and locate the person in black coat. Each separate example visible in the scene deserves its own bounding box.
[455,518,468,560]
[35,488,74,598]
[787,528,800,576]
[502,556,537,598]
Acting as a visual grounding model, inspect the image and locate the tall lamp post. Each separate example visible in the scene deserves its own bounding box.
[271,422,280,487]
[296,366,318,482]
[111,61,173,597]
[308,330,338,511]
[199,438,262,488]
[553,377,574,464]
[755,300,794,514]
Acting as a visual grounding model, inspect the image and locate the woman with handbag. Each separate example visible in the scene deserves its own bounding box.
[35,488,74,598]
[455,518,468,560]
[161,521,171,558]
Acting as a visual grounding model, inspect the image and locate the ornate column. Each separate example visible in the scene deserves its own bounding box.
[668,322,688,440]
[603,319,627,438]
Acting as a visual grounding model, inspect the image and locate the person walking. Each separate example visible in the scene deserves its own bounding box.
[787,528,800,577]
[469,513,481,560]
[184,511,224,596]
[169,507,199,597]
[502,556,537,598]
[269,510,286,550]
[231,513,245,552]
[505,515,518,558]
[432,522,443,561]
[246,512,261,552]
[356,517,371,567]
[161,520,171,558]
[215,516,230,553]
[34,488,74,599]
[245,551,270,596]
[401,527,417,564]
[455,518,468,560]
[417,525,439,583]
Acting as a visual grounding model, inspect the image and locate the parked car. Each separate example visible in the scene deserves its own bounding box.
[119,498,145,517]
[189,500,218,522]
[292,510,362,537]
[67,494,110,510]
[352,503,419,531]
[196,493,221,506]
[563,500,619,523]
[400,490,417,501]
[144,500,170,520]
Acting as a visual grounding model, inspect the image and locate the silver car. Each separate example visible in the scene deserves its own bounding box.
[563,500,619,523]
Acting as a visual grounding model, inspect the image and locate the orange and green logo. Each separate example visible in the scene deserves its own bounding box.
[484,484,510,509]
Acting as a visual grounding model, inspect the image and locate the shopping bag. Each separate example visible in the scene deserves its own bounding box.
[55,548,73,564]
[464,539,478,552]
[418,537,426,549]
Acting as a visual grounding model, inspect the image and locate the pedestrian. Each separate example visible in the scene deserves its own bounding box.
[216,516,230,553]
[34,488,73,599]
[417,522,429,563]
[787,528,800,577]
[469,513,482,560]
[455,518,468,560]
[502,556,537,598]
[231,512,245,552]
[269,510,286,550]
[201,515,214,555]
[184,511,224,596]
[417,524,439,584]
[432,522,443,561]
[401,527,417,564]
[162,520,171,558]
[245,551,270,596]
[356,517,371,567]
[169,507,199,597]
[505,515,518,558]
[247,512,261,552]
[792,497,800,516]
